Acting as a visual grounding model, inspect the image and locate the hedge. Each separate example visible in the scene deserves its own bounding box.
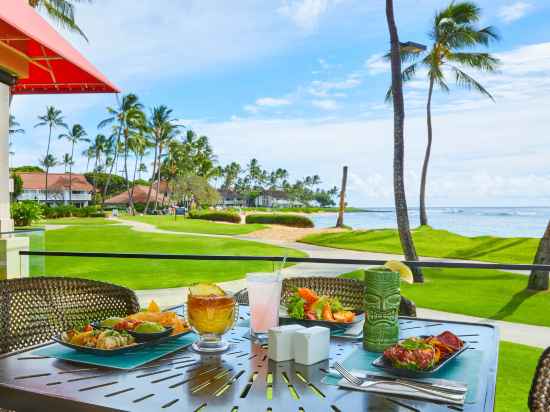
[42,205,106,219]
[245,213,314,228]
[188,210,241,224]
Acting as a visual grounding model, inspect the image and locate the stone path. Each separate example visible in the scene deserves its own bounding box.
[113,217,545,348]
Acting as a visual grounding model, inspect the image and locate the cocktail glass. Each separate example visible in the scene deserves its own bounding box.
[186,291,238,353]
[246,273,282,340]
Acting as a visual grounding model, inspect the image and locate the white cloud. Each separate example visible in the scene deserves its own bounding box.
[256,97,292,107]
[278,0,341,30]
[365,53,389,75]
[311,99,339,110]
[498,2,534,23]
[308,73,362,97]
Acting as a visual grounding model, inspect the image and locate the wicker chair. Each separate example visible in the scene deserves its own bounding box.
[234,276,417,317]
[529,347,550,411]
[0,277,140,355]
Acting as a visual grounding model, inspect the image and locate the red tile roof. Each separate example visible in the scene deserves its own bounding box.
[105,185,169,205]
[18,172,92,191]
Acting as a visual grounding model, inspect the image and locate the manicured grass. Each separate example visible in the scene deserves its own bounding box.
[38,217,116,225]
[38,225,306,290]
[301,225,538,264]
[340,268,550,327]
[121,215,266,235]
[236,207,367,213]
[496,341,541,412]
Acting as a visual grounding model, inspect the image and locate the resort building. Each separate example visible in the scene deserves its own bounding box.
[254,190,303,208]
[16,172,93,206]
[105,184,169,208]
[217,190,247,208]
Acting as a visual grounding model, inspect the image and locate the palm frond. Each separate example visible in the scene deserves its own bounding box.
[451,66,495,101]
[447,52,499,72]
[385,62,422,102]
[40,0,89,41]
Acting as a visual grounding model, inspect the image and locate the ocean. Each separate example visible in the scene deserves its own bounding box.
[310,207,550,238]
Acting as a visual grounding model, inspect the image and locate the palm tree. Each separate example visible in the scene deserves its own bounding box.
[61,153,73,173]
[386,0,423,282]
[143,106,180,214]
[39,154,58,203]
[90,134,108,200]
[528,220,550,291]
[128,125,149,203]
[28,0,90,40]
[82,146,94,173]
[35,106,67,201]
[99,94,144,214]
[137,163,147,180]
[390,1,499,226]
[8,115,24,165]
[59,124,88,203]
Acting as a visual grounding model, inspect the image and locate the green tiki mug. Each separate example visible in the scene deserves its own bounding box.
[363,267,401,352]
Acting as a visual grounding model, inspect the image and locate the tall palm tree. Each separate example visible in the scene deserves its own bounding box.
[8,115,25,165]
[59,124,88,203]
[39,154,58,203]
[529,220,550,291]
[28,0,90,40]
[386,0,423,282]
[128,125,149,202]
[99,94,144,213]
[61,153,73,173]
[35,106,67,201]
[90,134,108,200]
[143,106,180,214]
[82,146,94,173]
[390,1,499,226]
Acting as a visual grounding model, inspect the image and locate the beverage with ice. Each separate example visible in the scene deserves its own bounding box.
[247,273,282,337]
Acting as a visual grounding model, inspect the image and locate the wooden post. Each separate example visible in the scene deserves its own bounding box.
[336,166,348,228]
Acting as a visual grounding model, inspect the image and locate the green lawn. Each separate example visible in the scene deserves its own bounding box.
[496,341,541,412]
[301,225,539,264]
[340,268,550,327]
[37,225,305,289]
[38,217,117,225]
[121,215,266,235]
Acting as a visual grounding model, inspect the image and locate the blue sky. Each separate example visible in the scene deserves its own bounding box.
[11,0,550,207]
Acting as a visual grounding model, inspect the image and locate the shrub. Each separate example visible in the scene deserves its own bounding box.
[188,210,241,224]
[42,205,106,219]
[11,201,43,227]
[245,213,314,228]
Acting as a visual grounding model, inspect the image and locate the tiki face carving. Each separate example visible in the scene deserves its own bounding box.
[364,269,400,352]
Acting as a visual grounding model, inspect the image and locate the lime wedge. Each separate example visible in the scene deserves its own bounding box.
[189,283,226,296]
[384,260,414,284]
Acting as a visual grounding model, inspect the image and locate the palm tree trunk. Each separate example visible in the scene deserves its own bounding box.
[336,165,348,227]
[102,132,120,205]
[69,141,75,204]
[130,152,139,204]
[419,77,435,227]
[386,0,423,283]
[122,128,135,215]
[45,125,52,201]
[528,220,550,291]
[92,153,99,202]
[153,145,163,212]
[144,142,159,214]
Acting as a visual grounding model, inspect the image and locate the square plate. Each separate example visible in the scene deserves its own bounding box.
[372,339,469,378]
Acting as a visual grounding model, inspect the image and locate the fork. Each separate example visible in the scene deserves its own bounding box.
[333,362,464,403]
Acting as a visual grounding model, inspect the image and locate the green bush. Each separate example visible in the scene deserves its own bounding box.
[11,201,43,227]
[245,213,314,228]
[188,210,241,224]
[42,205,106,219]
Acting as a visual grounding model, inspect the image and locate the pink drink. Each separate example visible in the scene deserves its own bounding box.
[247,273,282,335]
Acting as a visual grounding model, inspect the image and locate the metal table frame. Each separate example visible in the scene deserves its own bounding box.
[0,306,499,412]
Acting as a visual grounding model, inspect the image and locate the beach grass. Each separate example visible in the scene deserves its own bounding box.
[301,225,539,264]
[120,215,266,235]
[340,268,550,327]
[37,225,305,289]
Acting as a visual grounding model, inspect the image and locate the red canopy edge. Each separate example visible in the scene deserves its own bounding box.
[0,0,119,95]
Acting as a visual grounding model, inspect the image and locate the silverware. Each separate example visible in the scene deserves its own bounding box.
[365,374,467,395]
[333,362,464,403]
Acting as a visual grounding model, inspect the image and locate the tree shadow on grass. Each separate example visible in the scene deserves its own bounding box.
[452,238,528,261]
[489,288,541,321]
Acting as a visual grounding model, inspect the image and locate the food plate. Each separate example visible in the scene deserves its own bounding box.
[52,329,191,356]
[90,322,174,342]
[372,337,469,378]
[279,308,364,329]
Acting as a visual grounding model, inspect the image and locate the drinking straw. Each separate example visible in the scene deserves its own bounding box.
[277,254,288,281]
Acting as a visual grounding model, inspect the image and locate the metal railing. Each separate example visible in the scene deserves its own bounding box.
[19,250,550,272]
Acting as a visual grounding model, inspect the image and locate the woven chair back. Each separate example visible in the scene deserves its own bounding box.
[0,277,140,354]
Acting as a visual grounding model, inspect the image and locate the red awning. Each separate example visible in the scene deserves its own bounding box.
[0,0,119,95]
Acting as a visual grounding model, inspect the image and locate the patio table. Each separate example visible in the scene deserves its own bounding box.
[0,305,499,412]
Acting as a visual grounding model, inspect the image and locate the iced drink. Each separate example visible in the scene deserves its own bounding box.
[247,273,282,337]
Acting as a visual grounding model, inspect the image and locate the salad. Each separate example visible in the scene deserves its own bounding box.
[61,325,135,350]
[286,287,355,323]
[383,331,464,371]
